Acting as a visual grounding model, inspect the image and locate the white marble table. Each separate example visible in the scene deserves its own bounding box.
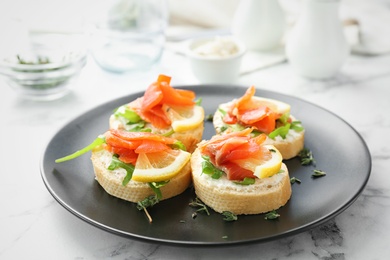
[1,43,390,259]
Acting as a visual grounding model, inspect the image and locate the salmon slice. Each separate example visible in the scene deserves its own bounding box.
[200,129,270,180]
[225,86,278,134]
[104,130,177,165]
[129,74,196,128]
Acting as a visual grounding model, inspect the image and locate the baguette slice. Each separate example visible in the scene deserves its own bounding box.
[91,149,191,202]
[213,101,304,160]
[191,148,292,215]
[109,114,203,153]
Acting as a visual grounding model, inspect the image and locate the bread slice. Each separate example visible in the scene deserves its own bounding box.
[109,114,204,153]
[191,148,292,215]
[213,101,304,160]
[91,149,191,202]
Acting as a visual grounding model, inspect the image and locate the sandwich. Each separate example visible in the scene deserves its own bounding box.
[191,128,291,215]
[56,129,192,204]
[109,74,204,153]
[213,86,304,159]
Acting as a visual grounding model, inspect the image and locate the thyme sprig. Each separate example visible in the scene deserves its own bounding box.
[264,210,280,220]
[189,198,210,216]
[222,211,238,222]
[312,169,326,178]
[298,148,316,166]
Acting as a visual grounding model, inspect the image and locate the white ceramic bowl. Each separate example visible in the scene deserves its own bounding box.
[186,36,246,84]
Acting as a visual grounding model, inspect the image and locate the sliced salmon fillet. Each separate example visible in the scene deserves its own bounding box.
[199,129,271,180]
[225,86,278,134]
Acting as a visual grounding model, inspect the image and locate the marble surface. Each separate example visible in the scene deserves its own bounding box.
[1,34,390,260]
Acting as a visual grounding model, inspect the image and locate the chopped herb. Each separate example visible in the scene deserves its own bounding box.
[108,155,135,186]
[234,177,255,185]
[312,169,326,178]
[290,177,301,184]
[219,125,228,133]
[189,198,210,216]
[137,195,159,210]
[298,148,315,166]
[264,210,280,220]
[222,211,238,222]
[180,220,186,223]
[195,98,202,106]
[201,156,224,179]
[17,54,50,65]
[205,114,213,122]
[55,135,105,163]
[222,235,228,239]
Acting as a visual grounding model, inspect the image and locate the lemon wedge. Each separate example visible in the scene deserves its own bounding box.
[252,97,290,115]
[132,149,191,182]
[164,105,204,132]
[253,145,283,178]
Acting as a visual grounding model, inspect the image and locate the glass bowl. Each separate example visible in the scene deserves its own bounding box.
[0,49,87,101]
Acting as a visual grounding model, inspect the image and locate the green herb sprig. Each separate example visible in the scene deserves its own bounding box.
[55,135,105,163]
[189,198,210,216]
[264,210,280,220]
[108,155,135,186]
[312,169,326,178]
[201,155,224,179]
[298,148,316,166]
[222,211,238,222]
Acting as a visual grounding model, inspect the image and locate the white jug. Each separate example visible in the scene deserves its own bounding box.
[231,0,285,51]
[285,0,350,79]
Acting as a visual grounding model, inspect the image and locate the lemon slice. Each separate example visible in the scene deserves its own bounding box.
[252,97,290,115]
[132,149,191,182]
[164,105,204,132]
[253,145,283,178]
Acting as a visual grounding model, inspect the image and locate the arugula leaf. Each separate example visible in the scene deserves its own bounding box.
[201,156,224,179]
[291,121,304,132]
[169,140,187,151]
[162,129,175,137]
[278,112,290,125]
[268,123,291,139]
[218,108,227,116]
[114,105,142,123]
[108,155,135,186]
[55,135,105,163]
[148,181,170,200]
[233,177,255,185]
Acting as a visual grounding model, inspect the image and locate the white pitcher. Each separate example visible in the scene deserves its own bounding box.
[285,0,350,79]
[231,0,285,51]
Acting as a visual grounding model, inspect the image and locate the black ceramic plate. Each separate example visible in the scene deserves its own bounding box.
[41,85,371,246]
